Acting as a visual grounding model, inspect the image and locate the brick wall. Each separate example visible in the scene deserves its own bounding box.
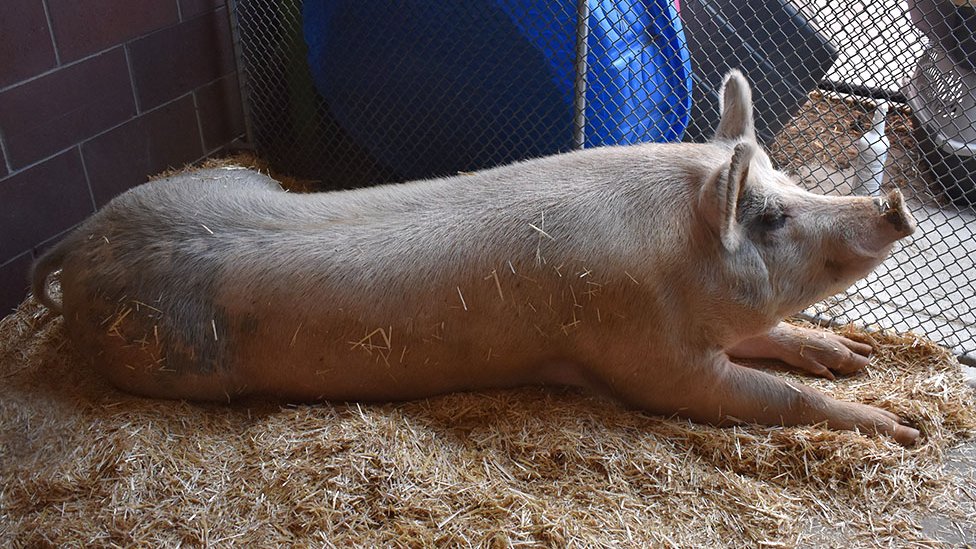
[0,0,246,315]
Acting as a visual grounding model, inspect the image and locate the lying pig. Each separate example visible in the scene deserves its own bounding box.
[31,70,920,445]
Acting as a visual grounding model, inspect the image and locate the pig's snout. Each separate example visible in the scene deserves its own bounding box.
[873,189,916,241]
[816,188,916,297]
[847,189,916,262]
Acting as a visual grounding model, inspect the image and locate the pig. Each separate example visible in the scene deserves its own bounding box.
[31,70,920,445]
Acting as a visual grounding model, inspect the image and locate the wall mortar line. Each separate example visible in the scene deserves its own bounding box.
[0,130,12,176]
[191,91,208,157]
[76,144,98,212]
[123,44,142,114]
[40,0,62,66]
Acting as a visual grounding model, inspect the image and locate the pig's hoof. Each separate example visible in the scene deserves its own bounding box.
[787,327,872,380]
[849,402,920,446]
[894,424,921,446]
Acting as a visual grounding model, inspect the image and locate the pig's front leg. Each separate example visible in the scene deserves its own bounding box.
[614,355,920,445]
[727,323,872,380]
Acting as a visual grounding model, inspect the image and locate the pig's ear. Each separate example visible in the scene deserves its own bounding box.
[700,142,755,251]
[713,70,757,143]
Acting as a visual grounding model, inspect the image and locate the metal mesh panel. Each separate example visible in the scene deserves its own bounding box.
[232,0,975,362]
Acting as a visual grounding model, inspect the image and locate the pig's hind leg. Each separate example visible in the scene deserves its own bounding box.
[728,323,872,380]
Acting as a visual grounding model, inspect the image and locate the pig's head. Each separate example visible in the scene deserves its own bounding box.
[694,70,916,333]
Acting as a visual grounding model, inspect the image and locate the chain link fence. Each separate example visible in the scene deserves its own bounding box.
[231,0,975,363]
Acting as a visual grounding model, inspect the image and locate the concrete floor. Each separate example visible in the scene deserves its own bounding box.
[919,439,976,544]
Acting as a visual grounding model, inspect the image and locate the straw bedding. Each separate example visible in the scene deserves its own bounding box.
[2,156,975,547]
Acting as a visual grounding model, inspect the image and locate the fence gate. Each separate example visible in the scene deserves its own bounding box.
[230,0,976,364]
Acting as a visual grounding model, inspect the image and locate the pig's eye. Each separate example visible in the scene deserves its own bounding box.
[758,210,789,231]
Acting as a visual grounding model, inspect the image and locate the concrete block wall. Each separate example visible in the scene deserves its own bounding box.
[0,0,246,315]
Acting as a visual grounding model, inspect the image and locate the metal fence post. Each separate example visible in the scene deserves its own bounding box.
[573,0,590,150]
